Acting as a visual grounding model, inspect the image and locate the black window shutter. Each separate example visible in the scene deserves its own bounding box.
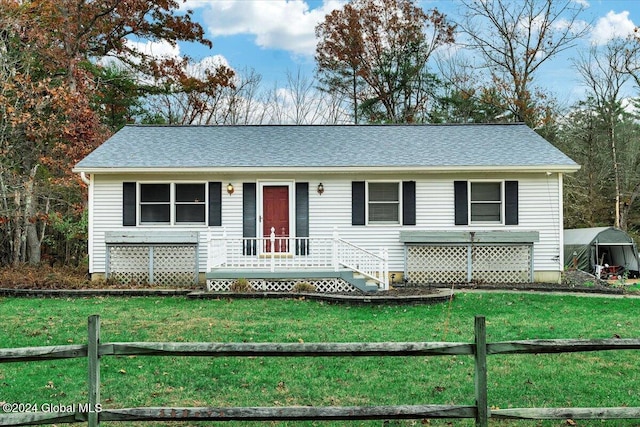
[402,181,416,226]
[454,181,468,226]
[243,183,257,255]
[352,181,366,226]
[123,182,136,226]
[295,183,309,255]
[505,180,519,225]
[208,182,222,226]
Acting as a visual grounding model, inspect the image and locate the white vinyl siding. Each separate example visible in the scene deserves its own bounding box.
[88,172,564,279]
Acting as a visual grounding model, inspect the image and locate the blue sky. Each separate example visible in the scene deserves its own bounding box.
[135,0,640,106]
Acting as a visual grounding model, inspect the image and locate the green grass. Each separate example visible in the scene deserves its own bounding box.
[1,293,639,426]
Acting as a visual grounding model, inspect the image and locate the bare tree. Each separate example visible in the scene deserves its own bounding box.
[458,0,587,127]
[266,68,331,124]
[211,68,268,125]
[285,68,324,124]
[576,40,630,229]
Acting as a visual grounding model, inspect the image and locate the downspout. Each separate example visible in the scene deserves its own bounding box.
[79,172,93,278]
[80,172,91,186]
[557,173,564,278]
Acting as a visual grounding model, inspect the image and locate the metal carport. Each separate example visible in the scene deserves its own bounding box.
[564,227,639,278]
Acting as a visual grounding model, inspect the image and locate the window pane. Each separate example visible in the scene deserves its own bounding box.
[176,205,205,223]
[369,182,399,202]
[140,184,170,202]
[471,182,501,201]
[140,205,170,223]
[176,184,205,202]
[471,203,501,222]
[369,203,399,222]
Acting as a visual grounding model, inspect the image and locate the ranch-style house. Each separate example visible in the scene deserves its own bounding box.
[73,124,579,293]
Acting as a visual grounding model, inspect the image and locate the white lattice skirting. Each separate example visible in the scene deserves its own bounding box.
[207,278,358,293]
[406,244,532,284]
[107,244,197,286]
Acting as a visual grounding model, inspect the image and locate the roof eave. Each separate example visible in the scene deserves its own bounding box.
[73,164,581,175]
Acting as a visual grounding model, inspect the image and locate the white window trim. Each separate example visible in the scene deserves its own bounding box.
[138,182,207,226]
[366,181,401,225]
[468,180,504,225]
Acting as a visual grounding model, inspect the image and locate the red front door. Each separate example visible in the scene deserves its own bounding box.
[263,186,289,252]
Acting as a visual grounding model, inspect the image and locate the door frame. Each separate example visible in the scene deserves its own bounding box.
[257,181,295,254]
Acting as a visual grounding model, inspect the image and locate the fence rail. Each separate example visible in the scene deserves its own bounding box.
[1,315,640,426]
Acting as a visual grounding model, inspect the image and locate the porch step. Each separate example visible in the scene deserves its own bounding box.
[206,269,380,293]
[348,272,380,293]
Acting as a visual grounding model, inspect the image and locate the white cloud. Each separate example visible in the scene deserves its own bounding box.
[195,0,344,56]
[590,10,635,45]
[96,40,182,69]
[125,39,182,60]
[187,55,232,78]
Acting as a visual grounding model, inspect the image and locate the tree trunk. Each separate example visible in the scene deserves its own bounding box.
[12,188,22,267]
[24,165,41,264]
[609,117,621,229]
[352,72,359,124]
[0,170,15,264]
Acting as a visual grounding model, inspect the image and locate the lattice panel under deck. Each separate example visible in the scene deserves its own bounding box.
[108,246,150,284]
[472,245,531,283]
[406,245,467,284]
[153,246,197,285]
[207,278,358,293]
[108,244,197,286]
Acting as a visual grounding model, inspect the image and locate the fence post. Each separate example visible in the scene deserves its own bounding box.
[88,315,101,427]
[474,315,488,427]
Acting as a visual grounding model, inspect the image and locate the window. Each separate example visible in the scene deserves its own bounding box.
[175,183,206,223]
[139,183,206,225]
[140,184,170,223]
[470,182,502,223]
[368,182,399,223]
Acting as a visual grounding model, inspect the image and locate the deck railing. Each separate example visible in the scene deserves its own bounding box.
[206,228,389,290]
[335,238,388,290]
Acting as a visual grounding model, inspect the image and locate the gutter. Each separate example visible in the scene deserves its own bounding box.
[71,165,582,175]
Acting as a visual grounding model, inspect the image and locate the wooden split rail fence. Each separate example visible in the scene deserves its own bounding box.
[1,315,640,426]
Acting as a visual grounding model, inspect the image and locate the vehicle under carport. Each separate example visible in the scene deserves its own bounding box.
[564,227,640,279]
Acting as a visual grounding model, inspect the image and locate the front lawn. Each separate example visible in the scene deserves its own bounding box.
[0,293,639,426]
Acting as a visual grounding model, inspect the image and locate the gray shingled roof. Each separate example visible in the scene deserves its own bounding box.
[74,124,579,171]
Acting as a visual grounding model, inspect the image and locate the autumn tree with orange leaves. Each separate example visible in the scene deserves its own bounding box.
[315,0,455,124]
[0,0,234,266]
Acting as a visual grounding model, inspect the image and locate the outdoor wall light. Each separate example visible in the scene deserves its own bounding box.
[227,183,234,195]
[317,183,324,195]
